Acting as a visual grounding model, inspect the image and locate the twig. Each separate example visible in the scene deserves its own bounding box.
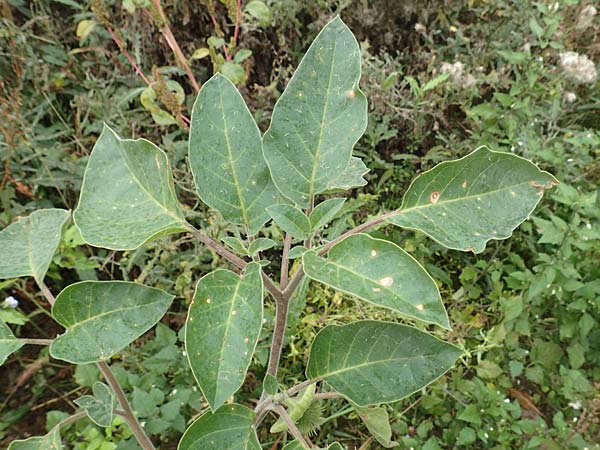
[106,25,191,129]
[232,0,242,46]
[56,410,88,429]
[274,405,313,448]
[282,210,394,299]
[98,362,156,450]
[314,392,341,400]
[107,27,151,85]
[266,295,289,377]
[150,0,201,93]
[35,283,155,450]
[37,281,56,305]
[185,223,281,300]
[209,14,232,61]
[280,233,292,289]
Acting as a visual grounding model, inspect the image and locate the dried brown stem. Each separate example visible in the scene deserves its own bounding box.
[150,0,201,93]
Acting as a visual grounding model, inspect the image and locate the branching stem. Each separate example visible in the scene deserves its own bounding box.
[98,361,156,450]
[274,404,314,448]
[36,283,155,450]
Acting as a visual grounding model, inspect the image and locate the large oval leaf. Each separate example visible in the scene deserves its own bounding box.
[186,263,263,411]
[50,281,173,364]
[74,125,187,250]
[263,16,367,207]
[306,321,462,406]
[189,74,279,235]
[388,147,558,253]
[178,404,260,450]
[0,209,69,284]
[303,234,449,329]
[0,320,24,366]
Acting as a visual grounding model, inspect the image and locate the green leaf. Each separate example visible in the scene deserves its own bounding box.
[178,404,260,450]
[189,74,278,235]
[325,157,369,192]
[263,373,279,396]
[309,198,346,230]
[303,234,450,329]
[74,381,114,427]
[0,209,70,284]
[248,238,276,256]
[355,405,398,448]
[233,49,253,63]
[497,50,528,64]
[388,147,558,253]
[76,19,97,40]
[0,320,24,366]
[219,62,246,85]
[306,321,462,406]
[74,125,187,250]
[221,237,249,256]
[50,281,174,364]
[529,17,544,38]
[287,245,308,259]
[267,204,312,240]
[191,48,210,60]
[263,17,367,207]
[244,0,271,27]
[185,263,263,411]
[422,73,449,92]
[8,425,61,450]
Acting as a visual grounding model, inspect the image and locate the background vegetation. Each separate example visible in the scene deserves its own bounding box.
[1,0,598,448]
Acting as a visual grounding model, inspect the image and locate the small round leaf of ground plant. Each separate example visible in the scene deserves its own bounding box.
[178,404,260,450]
[0,209,69,284]
[388,147,558,253]
[303,234,450,329]
[306,321,462,406]
[186,263,263,411]
[74,125,187,250]
[50,281,173,364]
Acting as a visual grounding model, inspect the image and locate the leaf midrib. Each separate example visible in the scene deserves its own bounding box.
[219,88,250,229]
[314,352,448,379]
[57,300,166,330]
[395,180,535,216]
[308,36,338,201]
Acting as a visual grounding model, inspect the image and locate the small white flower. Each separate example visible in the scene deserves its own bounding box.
[441,61,477,88]
[559,51,598,84]
[3,296,18,309]
[563,92,577,103]
[414,23,426,33]
[576,5,597,31]
[569,400,582,410]
[586,223,592,230]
